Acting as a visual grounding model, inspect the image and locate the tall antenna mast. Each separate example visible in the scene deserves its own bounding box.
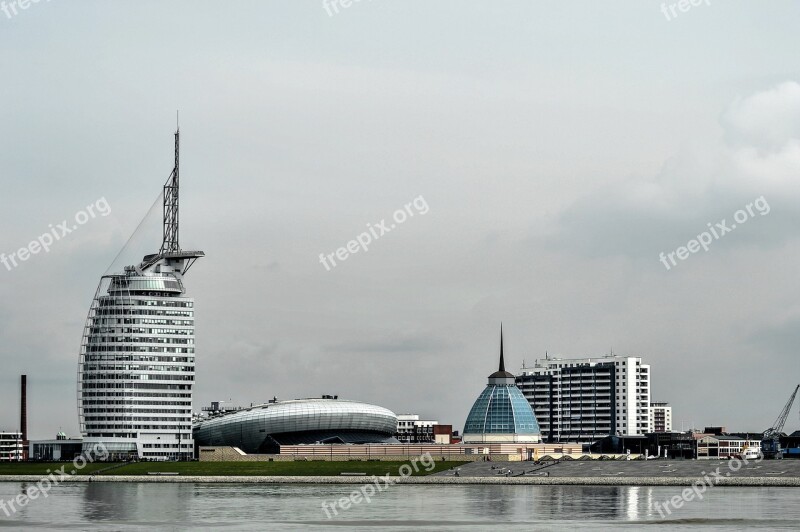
[160,123,180,254]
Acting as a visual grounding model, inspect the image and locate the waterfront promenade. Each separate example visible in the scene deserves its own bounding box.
[1,459,799,486]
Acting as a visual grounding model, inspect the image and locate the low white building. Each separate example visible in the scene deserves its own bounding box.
[697,435,759,459]
[396,414,440,443]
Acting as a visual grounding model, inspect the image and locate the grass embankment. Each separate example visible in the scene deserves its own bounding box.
[0,460,468,477]
[0,463,109,475]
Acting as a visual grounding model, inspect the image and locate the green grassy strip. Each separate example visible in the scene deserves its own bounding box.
[0,460,468,477]
[0,463,109,475]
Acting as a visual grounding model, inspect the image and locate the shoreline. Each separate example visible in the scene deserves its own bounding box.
[1,475,799,486]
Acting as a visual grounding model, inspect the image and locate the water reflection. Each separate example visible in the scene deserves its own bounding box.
[0,482,793,530]
[452,485,654,522]
[82,482,194,523]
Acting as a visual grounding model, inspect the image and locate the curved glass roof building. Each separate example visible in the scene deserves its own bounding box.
[463,328,541,443]
[193,398,399,453]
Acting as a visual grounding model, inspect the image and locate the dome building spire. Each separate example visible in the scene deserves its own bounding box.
[463,327,542,444]
[489,324,516,383]
[499,323,505,372]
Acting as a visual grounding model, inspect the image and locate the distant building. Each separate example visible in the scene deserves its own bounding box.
[462,328,541,444]
[433,425,454,444]
[591,432,697,458]
[649,402,672,432]
[649,431,696,459]
[29,433,84,461]
[396,415,440,443]
[781,430,800,459]
[697,435,760,459]
[589,434,649,455]
[517,355,651,443]
[193,397,399,454]
[0,432,23,461]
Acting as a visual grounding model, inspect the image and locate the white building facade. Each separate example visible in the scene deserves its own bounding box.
[78,263,199,460]
[649,402,672,433]
[0,432,23,461]
[396,414,439,443]
[516,355,651,443]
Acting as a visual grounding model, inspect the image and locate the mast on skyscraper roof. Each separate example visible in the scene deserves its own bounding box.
[139,121,204,274]
[159,126,180,255]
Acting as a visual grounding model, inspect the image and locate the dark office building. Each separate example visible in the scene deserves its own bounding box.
[516,362,616,443]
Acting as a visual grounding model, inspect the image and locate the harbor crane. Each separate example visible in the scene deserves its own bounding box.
[761,384,799,459]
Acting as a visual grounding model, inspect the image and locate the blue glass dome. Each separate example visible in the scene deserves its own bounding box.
[463,326,541,440]
[464,384,541,434]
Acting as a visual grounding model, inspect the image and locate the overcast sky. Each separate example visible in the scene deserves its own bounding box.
[1,1,799,439]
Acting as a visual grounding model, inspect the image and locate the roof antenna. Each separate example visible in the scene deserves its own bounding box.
[159,117,181,255]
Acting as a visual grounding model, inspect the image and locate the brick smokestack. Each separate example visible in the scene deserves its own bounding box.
[20,375,27,460]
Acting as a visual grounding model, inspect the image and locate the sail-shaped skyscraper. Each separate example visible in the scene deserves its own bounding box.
[77,128,204,460]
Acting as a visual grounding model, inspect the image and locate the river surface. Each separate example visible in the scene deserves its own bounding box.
[0,482,798,530]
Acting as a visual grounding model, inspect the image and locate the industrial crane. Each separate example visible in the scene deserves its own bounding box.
[761,384,799,459]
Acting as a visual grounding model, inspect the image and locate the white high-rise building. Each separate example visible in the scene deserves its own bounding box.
[516,355,651,443]
[649,402,673,433]
[77,128,204,461]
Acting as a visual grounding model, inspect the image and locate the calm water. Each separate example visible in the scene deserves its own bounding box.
[0,482,798,530]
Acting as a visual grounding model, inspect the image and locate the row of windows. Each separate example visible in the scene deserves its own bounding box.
[89,337,193,345]
[91,328,193,336]
[85,424,189,431]
[82,400,191,406]
[81,383,192,390]
[82,374,194,381]
[84,410,190,417]
[86,355,193,363]
[83,365,194,373]
[85,346,194,353]
[80,391,192,398]
[93,318,193,326]
[142,451,191,456]
[95,309,193,317]
[99,298,193,308]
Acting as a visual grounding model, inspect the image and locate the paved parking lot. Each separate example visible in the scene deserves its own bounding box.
[435,459,800,478]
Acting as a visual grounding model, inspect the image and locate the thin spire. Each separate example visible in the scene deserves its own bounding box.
[499,323,505,372]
